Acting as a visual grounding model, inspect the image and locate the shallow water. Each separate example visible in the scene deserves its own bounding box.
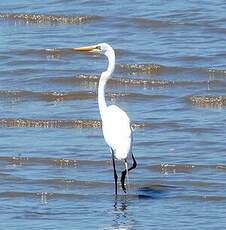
[1,0,226,229]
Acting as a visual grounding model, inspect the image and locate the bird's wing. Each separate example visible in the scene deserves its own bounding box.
[102,105,132,160]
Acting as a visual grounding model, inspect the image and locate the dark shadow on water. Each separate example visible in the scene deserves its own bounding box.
[111,184,170,205]
[138,186,168,200]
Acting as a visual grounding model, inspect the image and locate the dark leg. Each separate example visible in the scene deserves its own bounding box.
[121,165,127,193]
[111,148,118,195]
[121,154,137,193]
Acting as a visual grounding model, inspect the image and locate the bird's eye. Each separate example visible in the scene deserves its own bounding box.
[96,46,101,51]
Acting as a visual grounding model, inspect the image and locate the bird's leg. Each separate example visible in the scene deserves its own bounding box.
[130,154,137,172]
[121,154,137,193]
[121,169,127,193]
[125,160,129,186]
[121,160,129,193]
[111,148,118,195]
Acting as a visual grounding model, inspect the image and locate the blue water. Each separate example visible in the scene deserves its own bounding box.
[0,0,226,229]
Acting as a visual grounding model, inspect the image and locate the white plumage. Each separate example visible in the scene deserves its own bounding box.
[102,105,133,160]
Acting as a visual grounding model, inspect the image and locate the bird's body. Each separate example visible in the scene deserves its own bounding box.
[102,104,132,160]
[74,43,137,194]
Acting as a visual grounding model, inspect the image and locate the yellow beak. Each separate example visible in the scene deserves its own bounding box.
[72,45,98,52]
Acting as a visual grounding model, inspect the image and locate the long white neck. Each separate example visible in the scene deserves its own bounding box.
[98,48,115,120]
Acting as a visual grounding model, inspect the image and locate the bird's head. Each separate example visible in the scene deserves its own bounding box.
[74,42,115,77]
[73,43,113,56]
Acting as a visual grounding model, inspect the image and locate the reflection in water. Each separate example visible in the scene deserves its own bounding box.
[109,196,134,230]
[104,185,169,229]
[114,195,128,212]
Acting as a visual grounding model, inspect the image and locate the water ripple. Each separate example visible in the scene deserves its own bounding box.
[0,12,101,24]
[0,118,149,129]
[187,95,226,107]
[0,90,170,102]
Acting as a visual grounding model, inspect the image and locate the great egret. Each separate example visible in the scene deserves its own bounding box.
[74,43,137,195]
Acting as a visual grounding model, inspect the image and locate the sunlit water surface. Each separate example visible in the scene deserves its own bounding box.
[0,0,226,229]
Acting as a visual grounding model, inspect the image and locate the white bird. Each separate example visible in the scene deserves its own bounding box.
[74,43,137,195]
